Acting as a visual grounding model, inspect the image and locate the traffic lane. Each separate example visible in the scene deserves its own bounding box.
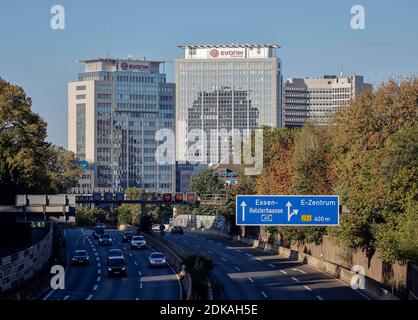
[184,233,367,300]
[114,230,181,300]
[90,230,141,300]
[164,233,261,299]
[46,228,98,300]
[168,233,314,300]
[92,230,180,300]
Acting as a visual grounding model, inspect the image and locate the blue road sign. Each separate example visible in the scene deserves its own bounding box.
[236,195,339,226]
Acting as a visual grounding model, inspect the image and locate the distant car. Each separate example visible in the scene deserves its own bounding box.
[93,226,105,239]
[148,252,167,268]
[107,256,127,277]
[171,226,184,235]
[122,231,134,243]
[98,233,112,246]
[108,249,123,258]
[131,235,146,249]
[152,224,160,232]
[71,250,90,265]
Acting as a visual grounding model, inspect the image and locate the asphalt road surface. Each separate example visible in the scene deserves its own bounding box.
[162,231,369,300]
[43,228,181,300]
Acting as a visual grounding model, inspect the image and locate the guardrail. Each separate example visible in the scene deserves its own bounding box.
[138,232,192,300]
[0,223,53,294]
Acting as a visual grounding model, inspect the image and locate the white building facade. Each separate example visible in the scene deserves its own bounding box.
[68,58,175,193]
[284,75,372,127]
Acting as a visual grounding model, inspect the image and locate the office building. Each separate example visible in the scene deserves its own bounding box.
[68,57,175,193]
[284,74,372,127]
[175,44,283,164]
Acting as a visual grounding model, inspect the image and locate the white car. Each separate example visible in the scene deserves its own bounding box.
[131,235,146,249]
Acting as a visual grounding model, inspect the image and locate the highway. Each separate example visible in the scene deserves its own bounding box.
[162,231,369,300]
[43,228,181,300]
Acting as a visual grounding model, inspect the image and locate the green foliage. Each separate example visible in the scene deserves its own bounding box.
[47,145,83,193]
[189,168,225,195]
[75,206,106,227]
[139,212,153,233]
[184,255,214,299]
[0,77,82,203]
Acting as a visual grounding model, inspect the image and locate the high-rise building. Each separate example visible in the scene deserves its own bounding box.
[175,44,283,164]
[68,57,175,193]
[284,74,372,127]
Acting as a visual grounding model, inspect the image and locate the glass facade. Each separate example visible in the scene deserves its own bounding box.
[73,60,175,193]
[176,56,282,163]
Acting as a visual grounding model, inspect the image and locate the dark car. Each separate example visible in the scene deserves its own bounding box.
[93,226,105,239]
[107,256,127,277]
[171,226,184,235]
[71,250,90,265]
[122,231,134,243]
[98,233,112,246]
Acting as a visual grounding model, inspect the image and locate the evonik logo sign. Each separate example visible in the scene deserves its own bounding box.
[209,48,244,58]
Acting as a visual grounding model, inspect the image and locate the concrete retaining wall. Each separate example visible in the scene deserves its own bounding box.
[0,224,53,293]
[185,226,399,300]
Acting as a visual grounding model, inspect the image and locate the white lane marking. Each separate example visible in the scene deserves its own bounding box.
[92,248,96,252]
[234,266,241,271]
[97,269,101,275]
[63,295,70,300]
[248,277,255,283]
[138,271,142,276]
[280,270,288,275]
[96,257,100,262]
[208,250,213,254]
[42,289,55,300]
[316,295,324,300]
[302,261,371,300]
[123,247,127,250]
[246,253,252,257]
[134,261,138,266]
[235,249,242,253]
[94,252,98,256]
[221,257,227,262]
[268,263,275,268]
[96,276,101,282]
[261,291,267,299]
[129,253,133,257]
[291,277,300,283]
[97,263,101,268]
[93,285,98,291]
[256,257,262,261]
[303,285,312,292]
[140,282,143,289]
[195,244,201,248]
[291,268,306,274]
[86,294,93,300]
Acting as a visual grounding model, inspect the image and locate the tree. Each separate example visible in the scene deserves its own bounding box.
[331,78,418,262]
[0,77,82,204]
[184,255,214,299]
[0,77,51,203]
[189,168,225,196]
[47,145,82,193]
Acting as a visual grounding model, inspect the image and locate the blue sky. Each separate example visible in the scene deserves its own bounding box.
[1,0,417,147]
